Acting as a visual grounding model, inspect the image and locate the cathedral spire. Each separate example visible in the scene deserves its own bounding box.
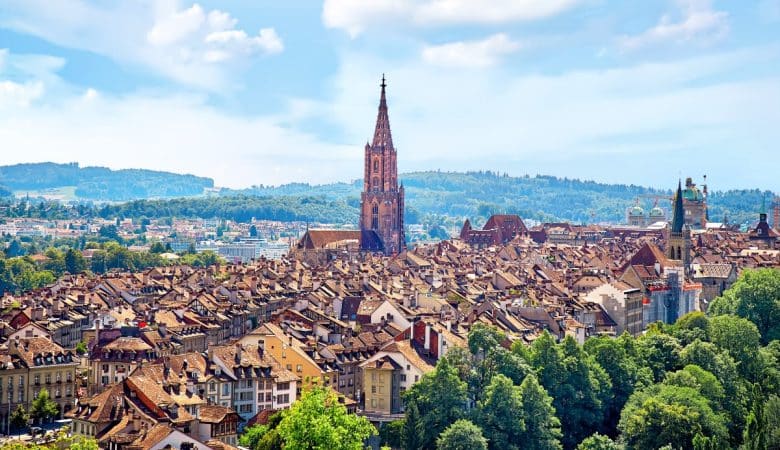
[372,74,394,150]
[671,179,684,233]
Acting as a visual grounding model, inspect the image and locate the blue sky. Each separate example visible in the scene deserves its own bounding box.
[0,0,778,191]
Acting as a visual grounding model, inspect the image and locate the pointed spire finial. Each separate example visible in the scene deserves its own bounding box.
[381,73,386,89]
[671,179,685,233]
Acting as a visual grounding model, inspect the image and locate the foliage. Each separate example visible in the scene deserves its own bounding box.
[436,419,488,450]
[584,335,652,437]
[239,425,270,450]
[75,341,88,355]
[9,404,28,435]
[0,433,98,450]
[403,357,468,449]
[0,162,212,201]
[29,388,59,423]
[708,268,780,344]
[275,386,375,450]
[378,420,404,449]
[618,384,729,450]
[517,373,563,450]
[476,374,525,450]
[528,333,610,449]
[576,433,623,450]
[707,315,762,381]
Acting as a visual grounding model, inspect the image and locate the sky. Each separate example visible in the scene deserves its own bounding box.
[0,0,779,191]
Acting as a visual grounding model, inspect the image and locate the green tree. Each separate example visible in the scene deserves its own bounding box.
[436,419,488,450]
[378,420,404,449]
[402,401,424,450]
[403,357,468,449]
[576,433,622,450]
[477,374,524,450]
[680,339,748,443]
[536,336,610,449]
[709,268,780,344]
[663,365,724,407]
[619,384,728,450]
[239,424,270,450]
[518,373,563,450]
[584,335,652,436]
[149,241,166,254]
[708,315,762,381]
[275,386,375,450]
[75,341,88,355]
[9,404,28,437]
[29,388,59,424]
[636,332,682,382]
[64,248,87,274]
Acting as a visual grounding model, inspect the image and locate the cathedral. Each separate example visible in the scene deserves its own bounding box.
[359,75,406,255]
[293,76,406,260]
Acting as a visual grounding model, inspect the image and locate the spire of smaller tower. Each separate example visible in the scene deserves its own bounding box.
[672,179,684,233]
[760,194,767,215]
[372,74,394,150]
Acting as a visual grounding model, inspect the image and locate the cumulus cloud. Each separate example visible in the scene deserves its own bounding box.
[148,4,284,61]
[323,0,582,36]
[0,80,44,108]
[422,34,521,68]
[0,0,283,90]
[325,47,780,191]
[619,0,729,51]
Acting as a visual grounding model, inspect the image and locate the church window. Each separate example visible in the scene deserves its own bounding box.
[371,204,379,229]
[373,178,379,190]
[373,160,379,173]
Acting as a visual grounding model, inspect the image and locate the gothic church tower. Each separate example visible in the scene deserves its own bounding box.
[360,76,406,255]
[668,180,692,268]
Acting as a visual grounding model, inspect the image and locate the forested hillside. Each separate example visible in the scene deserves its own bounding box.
[2,166,773,225]
[229,171,774,225]
[0,162,213,201]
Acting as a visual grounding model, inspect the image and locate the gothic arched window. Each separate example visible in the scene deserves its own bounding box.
[371,204,379,229]
[373,160,379,173]
[373,177,379,190]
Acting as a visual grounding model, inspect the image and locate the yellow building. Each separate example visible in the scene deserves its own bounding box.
[8,337,79,420]
[240,323,337,392]
[361,356,402,415]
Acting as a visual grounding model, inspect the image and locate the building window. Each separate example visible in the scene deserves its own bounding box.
[371,204,379,229]
[209,383,216,392]
[373,160,379,173]
[296,364,302,373]
[222,384,230,396]
[371,386,376,394]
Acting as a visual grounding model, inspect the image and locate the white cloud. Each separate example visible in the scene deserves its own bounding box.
[147,3,207,46]
[0,80,44,107]
[0,0,283,90]
[323,0,582,36]
[323,47,780,191]
[422,34,521,68]
[619,0,729,51]
[204,28,284,58]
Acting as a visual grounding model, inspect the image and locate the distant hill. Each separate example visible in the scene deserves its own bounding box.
[0,162,214,201]
[1,164,772,226]
[226,171,774,226]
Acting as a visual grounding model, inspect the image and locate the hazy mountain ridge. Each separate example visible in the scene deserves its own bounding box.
[1,165,773,225]
[0,162,214,201]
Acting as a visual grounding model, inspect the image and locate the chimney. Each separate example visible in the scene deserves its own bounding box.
[158,323,167,337]
[235,343,242,363]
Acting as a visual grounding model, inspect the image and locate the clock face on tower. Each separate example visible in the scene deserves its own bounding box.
[360,76,405,255]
